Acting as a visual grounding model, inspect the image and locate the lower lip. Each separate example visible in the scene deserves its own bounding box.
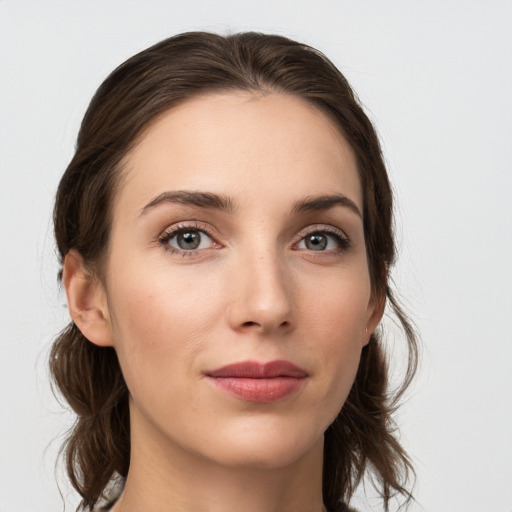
[207,376,305,403]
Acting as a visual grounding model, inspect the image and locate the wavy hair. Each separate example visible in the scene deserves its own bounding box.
[50,31,418,512]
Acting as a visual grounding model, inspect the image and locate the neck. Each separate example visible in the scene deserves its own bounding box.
[112,410,326,512]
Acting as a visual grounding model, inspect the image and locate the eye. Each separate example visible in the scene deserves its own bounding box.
[160,226,216,253]
[296,230,349,252]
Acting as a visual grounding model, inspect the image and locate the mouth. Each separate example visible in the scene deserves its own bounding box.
[205,360,308,403]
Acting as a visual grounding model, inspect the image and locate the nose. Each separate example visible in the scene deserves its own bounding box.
[227,247,296,336]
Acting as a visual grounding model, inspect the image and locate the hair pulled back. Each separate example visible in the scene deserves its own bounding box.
[51,31,418,512]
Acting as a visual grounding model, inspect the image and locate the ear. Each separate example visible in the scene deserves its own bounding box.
[62,249,114,347]
[362,292,386,347]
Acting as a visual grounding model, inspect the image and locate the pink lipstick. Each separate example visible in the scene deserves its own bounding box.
[206,360,307,403]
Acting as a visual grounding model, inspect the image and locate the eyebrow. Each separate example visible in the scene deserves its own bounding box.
[139,190,362,219]
[291,194,362,218]
[140,190,238,216]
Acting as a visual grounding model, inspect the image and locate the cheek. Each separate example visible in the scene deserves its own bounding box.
[106,264,226,398]
[301,265,371,346]
[109,255,224,338]
[300,268,371,412]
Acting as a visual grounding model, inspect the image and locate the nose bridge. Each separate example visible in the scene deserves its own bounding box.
[228,236,295,333]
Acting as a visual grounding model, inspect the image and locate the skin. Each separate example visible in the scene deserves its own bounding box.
[64,92,383,512]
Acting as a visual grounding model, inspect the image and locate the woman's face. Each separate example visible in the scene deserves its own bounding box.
[100,92,381,469]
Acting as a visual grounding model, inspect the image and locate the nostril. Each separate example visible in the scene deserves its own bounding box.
[241,320,291,330]
[241,320,290,329]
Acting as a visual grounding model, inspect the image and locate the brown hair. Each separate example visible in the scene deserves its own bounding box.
[50,31,418,512]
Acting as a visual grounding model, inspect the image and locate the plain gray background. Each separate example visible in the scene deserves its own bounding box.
[1,1,511,511]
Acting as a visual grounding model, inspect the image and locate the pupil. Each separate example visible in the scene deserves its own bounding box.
[306,234,327,251]
[178,231,200,250]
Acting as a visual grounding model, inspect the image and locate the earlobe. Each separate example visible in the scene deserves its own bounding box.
[62,249,114,347]
[363,293,385,346]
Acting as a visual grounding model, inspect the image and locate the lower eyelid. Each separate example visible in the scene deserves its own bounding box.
[297,235,348,251]
[157,223,223,256]
[165,230,208,244]
[157,224,350,255]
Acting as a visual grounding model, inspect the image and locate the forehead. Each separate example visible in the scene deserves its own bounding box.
[117,92,362,215]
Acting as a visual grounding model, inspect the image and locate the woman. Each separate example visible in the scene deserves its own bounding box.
[50,31,418,512]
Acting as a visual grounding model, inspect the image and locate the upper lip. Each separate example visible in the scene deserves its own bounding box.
[206,360,308,378]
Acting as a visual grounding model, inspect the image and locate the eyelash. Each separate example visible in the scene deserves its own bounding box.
[157,223,351,256]
[294,225,351,254]
[158,222,217,257]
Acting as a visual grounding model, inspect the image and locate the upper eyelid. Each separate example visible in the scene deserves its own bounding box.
[157,221,350,246]
[158,223,219,256]
[159,221,216,239]
[159,222,347,234]
[294,224,349,240]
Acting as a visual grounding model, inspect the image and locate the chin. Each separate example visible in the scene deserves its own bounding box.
[197,419,325,470]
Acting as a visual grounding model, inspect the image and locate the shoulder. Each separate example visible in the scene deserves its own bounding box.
[91,500,117,512]
[90,475,123,511]
[91,502,115,512]
[328,504,358,512]
[90,493,120,511]
[339,505,359,512]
